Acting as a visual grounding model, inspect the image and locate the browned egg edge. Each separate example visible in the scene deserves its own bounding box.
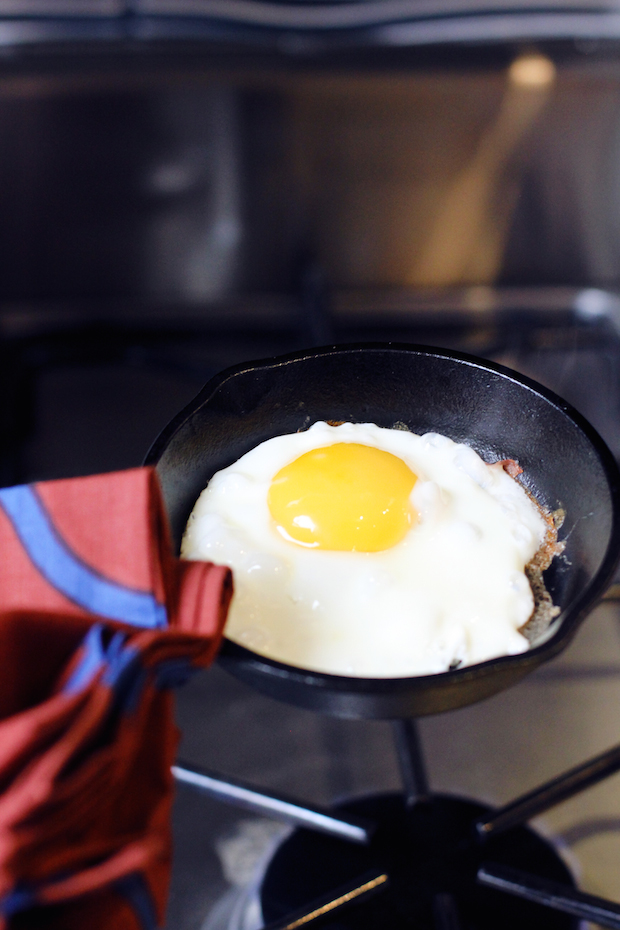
[510,463,564,645]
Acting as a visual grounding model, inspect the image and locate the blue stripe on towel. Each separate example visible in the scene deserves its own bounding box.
[114,872,158,930]
[63,624,196,703]
[0,884,37,916]
[0,484,167,629]
[63,624,107,695]
[0,872,159,928]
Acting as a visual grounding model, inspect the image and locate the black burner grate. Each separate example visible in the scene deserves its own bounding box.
[176,718,620,930]
[261,793,576,930]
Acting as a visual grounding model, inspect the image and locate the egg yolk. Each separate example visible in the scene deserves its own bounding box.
[267,442,417,551]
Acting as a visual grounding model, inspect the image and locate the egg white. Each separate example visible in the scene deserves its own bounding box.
[181,421,549,677]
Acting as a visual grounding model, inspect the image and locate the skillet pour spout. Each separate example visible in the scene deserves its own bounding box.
[146,344,620,719]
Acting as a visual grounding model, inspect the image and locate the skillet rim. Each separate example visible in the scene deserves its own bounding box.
[146,341,620,706]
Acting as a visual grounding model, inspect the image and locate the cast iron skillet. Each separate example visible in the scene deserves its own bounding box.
[146,343,620,719]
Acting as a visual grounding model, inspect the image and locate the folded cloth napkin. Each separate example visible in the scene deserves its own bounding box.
[0,467,233,930]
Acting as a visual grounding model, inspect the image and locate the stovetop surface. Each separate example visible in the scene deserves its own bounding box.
[15,322,620,930]
[169,598,620,930]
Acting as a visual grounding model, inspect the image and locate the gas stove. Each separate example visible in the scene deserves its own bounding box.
[148,340,620,930]
[12,294,620,930]
[170,595,620,930]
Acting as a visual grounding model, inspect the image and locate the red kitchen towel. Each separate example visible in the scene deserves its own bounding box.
[0,467,233,930]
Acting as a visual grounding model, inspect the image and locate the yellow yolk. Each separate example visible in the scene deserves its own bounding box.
[267,442,417,551]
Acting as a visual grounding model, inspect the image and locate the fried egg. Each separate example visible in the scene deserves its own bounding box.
[181,421,550,677]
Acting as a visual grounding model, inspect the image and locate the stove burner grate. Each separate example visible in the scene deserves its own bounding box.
[260,793,575,930]
[177,719,620,930]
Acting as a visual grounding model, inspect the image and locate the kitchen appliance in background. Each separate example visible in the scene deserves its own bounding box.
[3,10,620,482]
[3,5,620,930]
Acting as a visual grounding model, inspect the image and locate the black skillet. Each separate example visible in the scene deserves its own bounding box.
[146,343,620,719]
